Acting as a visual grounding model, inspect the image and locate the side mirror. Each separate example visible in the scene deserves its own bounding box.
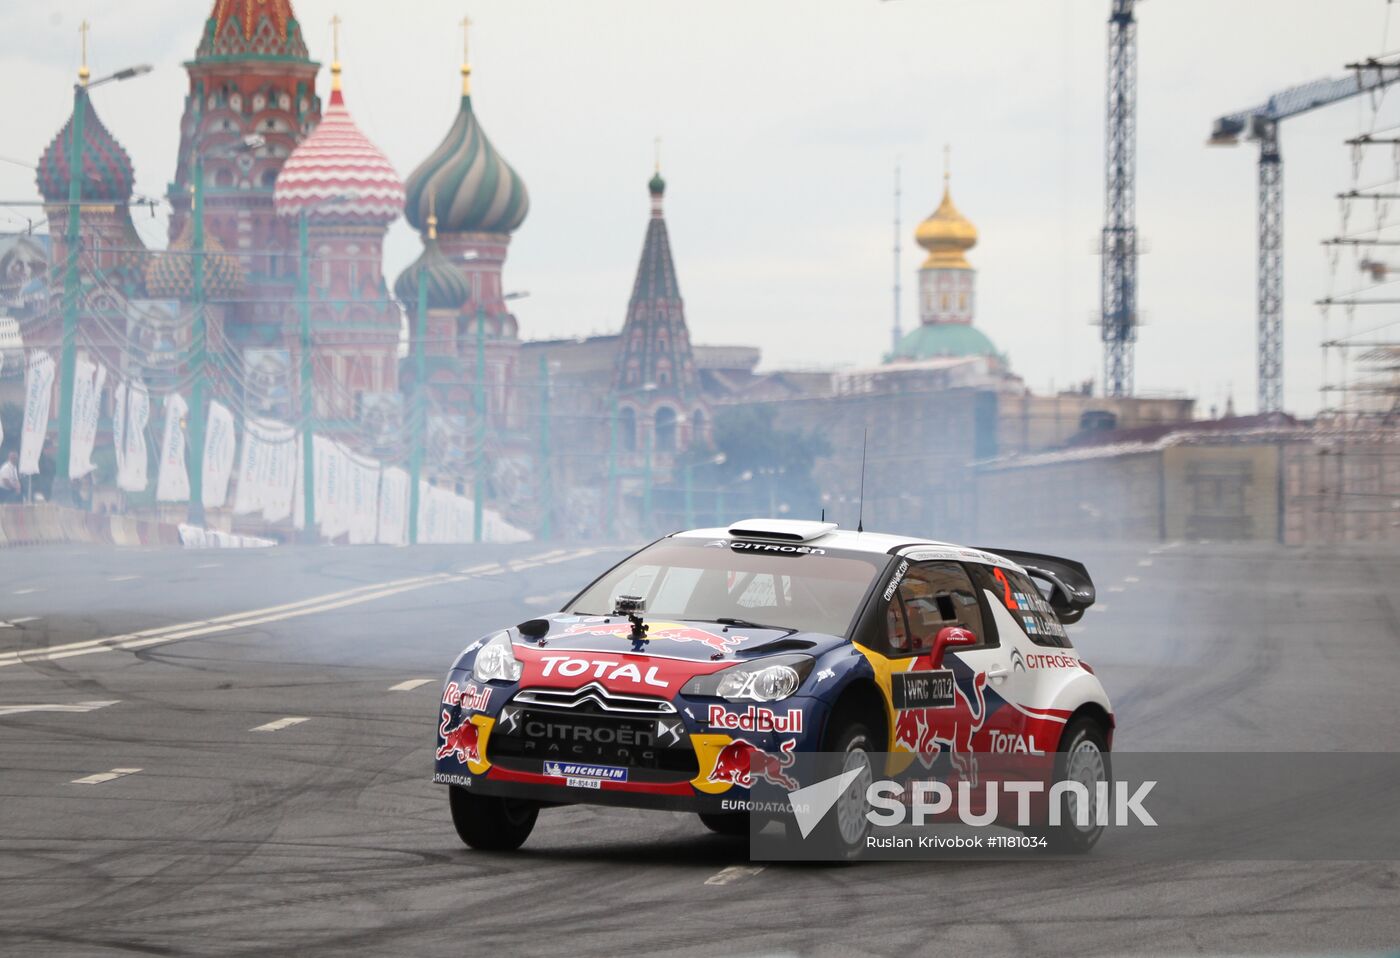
[931,625,978,669]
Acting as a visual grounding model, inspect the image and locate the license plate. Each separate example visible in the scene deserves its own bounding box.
[892,669,955,709]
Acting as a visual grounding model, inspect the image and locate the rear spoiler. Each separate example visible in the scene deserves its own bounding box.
[977,548,1096,625]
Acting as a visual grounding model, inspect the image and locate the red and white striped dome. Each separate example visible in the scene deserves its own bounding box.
[275,83,404,226]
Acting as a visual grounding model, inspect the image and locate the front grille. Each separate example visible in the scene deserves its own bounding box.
[488,686,697,782]
[511,682,676,716]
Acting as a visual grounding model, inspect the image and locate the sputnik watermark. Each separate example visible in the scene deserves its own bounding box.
[752,752,1400,861]
[865,778,1157,828]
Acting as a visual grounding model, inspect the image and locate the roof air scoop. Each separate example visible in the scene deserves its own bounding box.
[726,519,837,543]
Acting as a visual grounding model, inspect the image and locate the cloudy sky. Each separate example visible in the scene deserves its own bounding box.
[2,0,1396,416]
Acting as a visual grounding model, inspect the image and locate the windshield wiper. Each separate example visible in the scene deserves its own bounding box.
[712,617,797,634]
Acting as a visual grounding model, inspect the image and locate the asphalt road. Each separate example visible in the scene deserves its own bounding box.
[1,538,1398,957]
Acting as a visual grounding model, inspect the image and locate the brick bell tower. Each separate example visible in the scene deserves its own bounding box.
[610,166,710,458]
[168,0,322,351]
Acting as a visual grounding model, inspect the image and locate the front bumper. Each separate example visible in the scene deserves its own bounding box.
[433,670,828,814]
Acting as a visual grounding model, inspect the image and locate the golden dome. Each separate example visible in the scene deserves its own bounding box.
[915,173,977,270]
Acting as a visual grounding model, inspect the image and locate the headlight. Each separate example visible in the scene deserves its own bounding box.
[472,632,523,683]
[681,654,814,702]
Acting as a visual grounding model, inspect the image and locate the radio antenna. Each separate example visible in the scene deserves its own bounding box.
[856,428,868,533]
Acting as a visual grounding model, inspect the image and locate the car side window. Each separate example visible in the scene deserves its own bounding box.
[883,561,989,656]
[973,564,1072,649]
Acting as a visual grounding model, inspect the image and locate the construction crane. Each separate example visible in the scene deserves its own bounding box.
[1101,0,1138,399]
[1209,62,1399,414]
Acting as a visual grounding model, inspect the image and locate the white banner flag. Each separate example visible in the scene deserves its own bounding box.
[346,452,380,545]
[202,401,236,510]
[416,481,435,544]
[232,419,264,516]
[314,437,350,540]
[119,383,150,493]
[377,467,409,546]
[68,359,104,480]
[111,380,127,480]
[19,351,55,476]
[262,426,297,523]
[293,434,305,531]
[156,393,190,502]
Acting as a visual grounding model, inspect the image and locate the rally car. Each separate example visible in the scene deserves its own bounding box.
[434,519,1112,853]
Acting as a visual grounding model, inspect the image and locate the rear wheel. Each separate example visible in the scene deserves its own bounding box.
[1027,717,1110,854]
[698,812,750,837]
[449,786,538,851]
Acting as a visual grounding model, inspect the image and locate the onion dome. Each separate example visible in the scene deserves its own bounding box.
[403,60,528,235]
[274,63,404,226]
[915,172,977,270]
[197,0,310,61]
[144,218,245,300]
[649,170,666,196]
[394,214,470,311]
[36,89,135,203]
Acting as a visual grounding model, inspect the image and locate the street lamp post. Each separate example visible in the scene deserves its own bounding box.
[297,210,316,539]
[473,305,486,543]
[683,452,726,530]
[606,396,618,537]
[185,133,260,526]
[187,155,207,525]
[53,58,151,505]
[538,354,552,540]
[407,262,427,545]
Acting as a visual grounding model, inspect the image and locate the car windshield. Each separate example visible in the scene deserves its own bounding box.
[566,538,890,637]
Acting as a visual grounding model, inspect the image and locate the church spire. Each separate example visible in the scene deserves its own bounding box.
[329,13,343,94]
[78,19,91,86]
[612,166,696,398]
[460,15,472,96]
[648,136,666,215]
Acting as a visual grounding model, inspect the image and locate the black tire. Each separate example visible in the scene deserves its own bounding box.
[802,721,877,861]
[1027,716,1110,854]
[698,812,750,837]
[449,786,538,851]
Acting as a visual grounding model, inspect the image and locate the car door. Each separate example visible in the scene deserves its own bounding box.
[885,561,1027,765]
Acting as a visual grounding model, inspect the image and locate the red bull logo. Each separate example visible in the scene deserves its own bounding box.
[436,709,481,764]
[563,620,741,655]
[707,738,799,790]
[894,668,989,783]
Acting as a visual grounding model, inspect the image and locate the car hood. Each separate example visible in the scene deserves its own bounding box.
[510,613,843,662]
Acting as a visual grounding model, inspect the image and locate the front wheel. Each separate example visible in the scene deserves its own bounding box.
[802,721,876,861]
[449,786,538,851]
[1025,717,1110,854]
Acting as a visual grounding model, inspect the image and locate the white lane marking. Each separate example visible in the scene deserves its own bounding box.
[251,716,309,733]
[72,768,141,785]
[1107,586,1125,593]
[1137,559,1153,567]
[109,575,141,582]
[196,563,222,569]
[704,865,765,886]
[13,588,40,595]
[1091,605,1108,613]
[0,547,611,669]
[11,616,39,624]
[524,590,574,607]
[0,623,10,629]
[0,700,119,717]
[388,679,433,692]
[1125,576,1140,583]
